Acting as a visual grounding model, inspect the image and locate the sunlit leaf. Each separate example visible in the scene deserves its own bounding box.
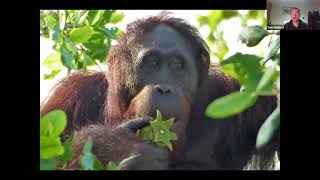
[40,110,67,137]
[220,53,262,92]
[70,26,94,43]
[109,12,124,24]
[44,70,61,80]
[42,53,63,70]
[40,136,64,159]
[206,92,257,119]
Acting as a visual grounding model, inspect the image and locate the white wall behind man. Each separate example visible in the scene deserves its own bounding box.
[269,0,320,25]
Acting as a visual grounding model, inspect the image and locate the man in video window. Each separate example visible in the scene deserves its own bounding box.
[284,7,309,30]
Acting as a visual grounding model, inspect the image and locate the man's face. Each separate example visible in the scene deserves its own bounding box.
[291,9,300,22]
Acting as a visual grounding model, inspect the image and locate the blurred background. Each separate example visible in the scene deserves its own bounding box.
[40,10,271,102]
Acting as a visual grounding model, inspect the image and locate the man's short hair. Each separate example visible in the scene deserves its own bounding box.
[291,7,300,14]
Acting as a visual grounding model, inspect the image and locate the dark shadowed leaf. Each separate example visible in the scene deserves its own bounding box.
[40,158,57,170]
[238,25,269,47]
[61,46,77,69]
[80,137,103,170]
[59,131,76,166]
[102,27,119,39]
[256,108,280,149]
[206,92,257,119]
[52,25,61,42]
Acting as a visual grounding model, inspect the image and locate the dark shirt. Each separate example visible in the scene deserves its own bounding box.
[284,19,309,30]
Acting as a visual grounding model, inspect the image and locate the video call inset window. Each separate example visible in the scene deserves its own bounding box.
[267,0,320,30]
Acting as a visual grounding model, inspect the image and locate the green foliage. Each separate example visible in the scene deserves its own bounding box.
[220,53,262,92]
[197,10,267,61]
[79,137,104,170]
[106,161,121,170]
[40,110,67,138]
[204,19,280,149]
[40,110,67,168]
[59,131,75,166]
[263,36,280,63]
[140,110,178,151]
[70,26,94,43]
[256,108,280,149]
[40,110,122,170]
[238,26,270,47]
[206,92,257,118]
[40,10,124,79]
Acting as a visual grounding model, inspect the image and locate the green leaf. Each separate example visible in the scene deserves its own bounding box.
[61,46,77,69]
[44,70,61,80]
[248,10,259,19]
[52,25,61,42]
[46,14,59,30]
[42,53,63,70]
[87,10,103,26]
[79,137,103,170]
[140,110,177,151]
[256,63,280,95]
[40,158,57,170]
[140,126,154,141]
[78,11,89,26]
[59,131,76,166]
[106,161,121,170]
[83,32,109,63]
[238,25,269,47]
[109,12,124,24]
[156,110,162,121]
[205,92,258,119]
[220,53,263,92]
[102,27,118,39]
[79,53,95,67]
[256,108,280,149]
[40,136,64,159]
[197,15,208,26]
[40,110,67,137]
[70,26,94,44]
[223,10,238,19]
[208,10,223,31]
[63,39,77,56]
[263,36,280,62]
